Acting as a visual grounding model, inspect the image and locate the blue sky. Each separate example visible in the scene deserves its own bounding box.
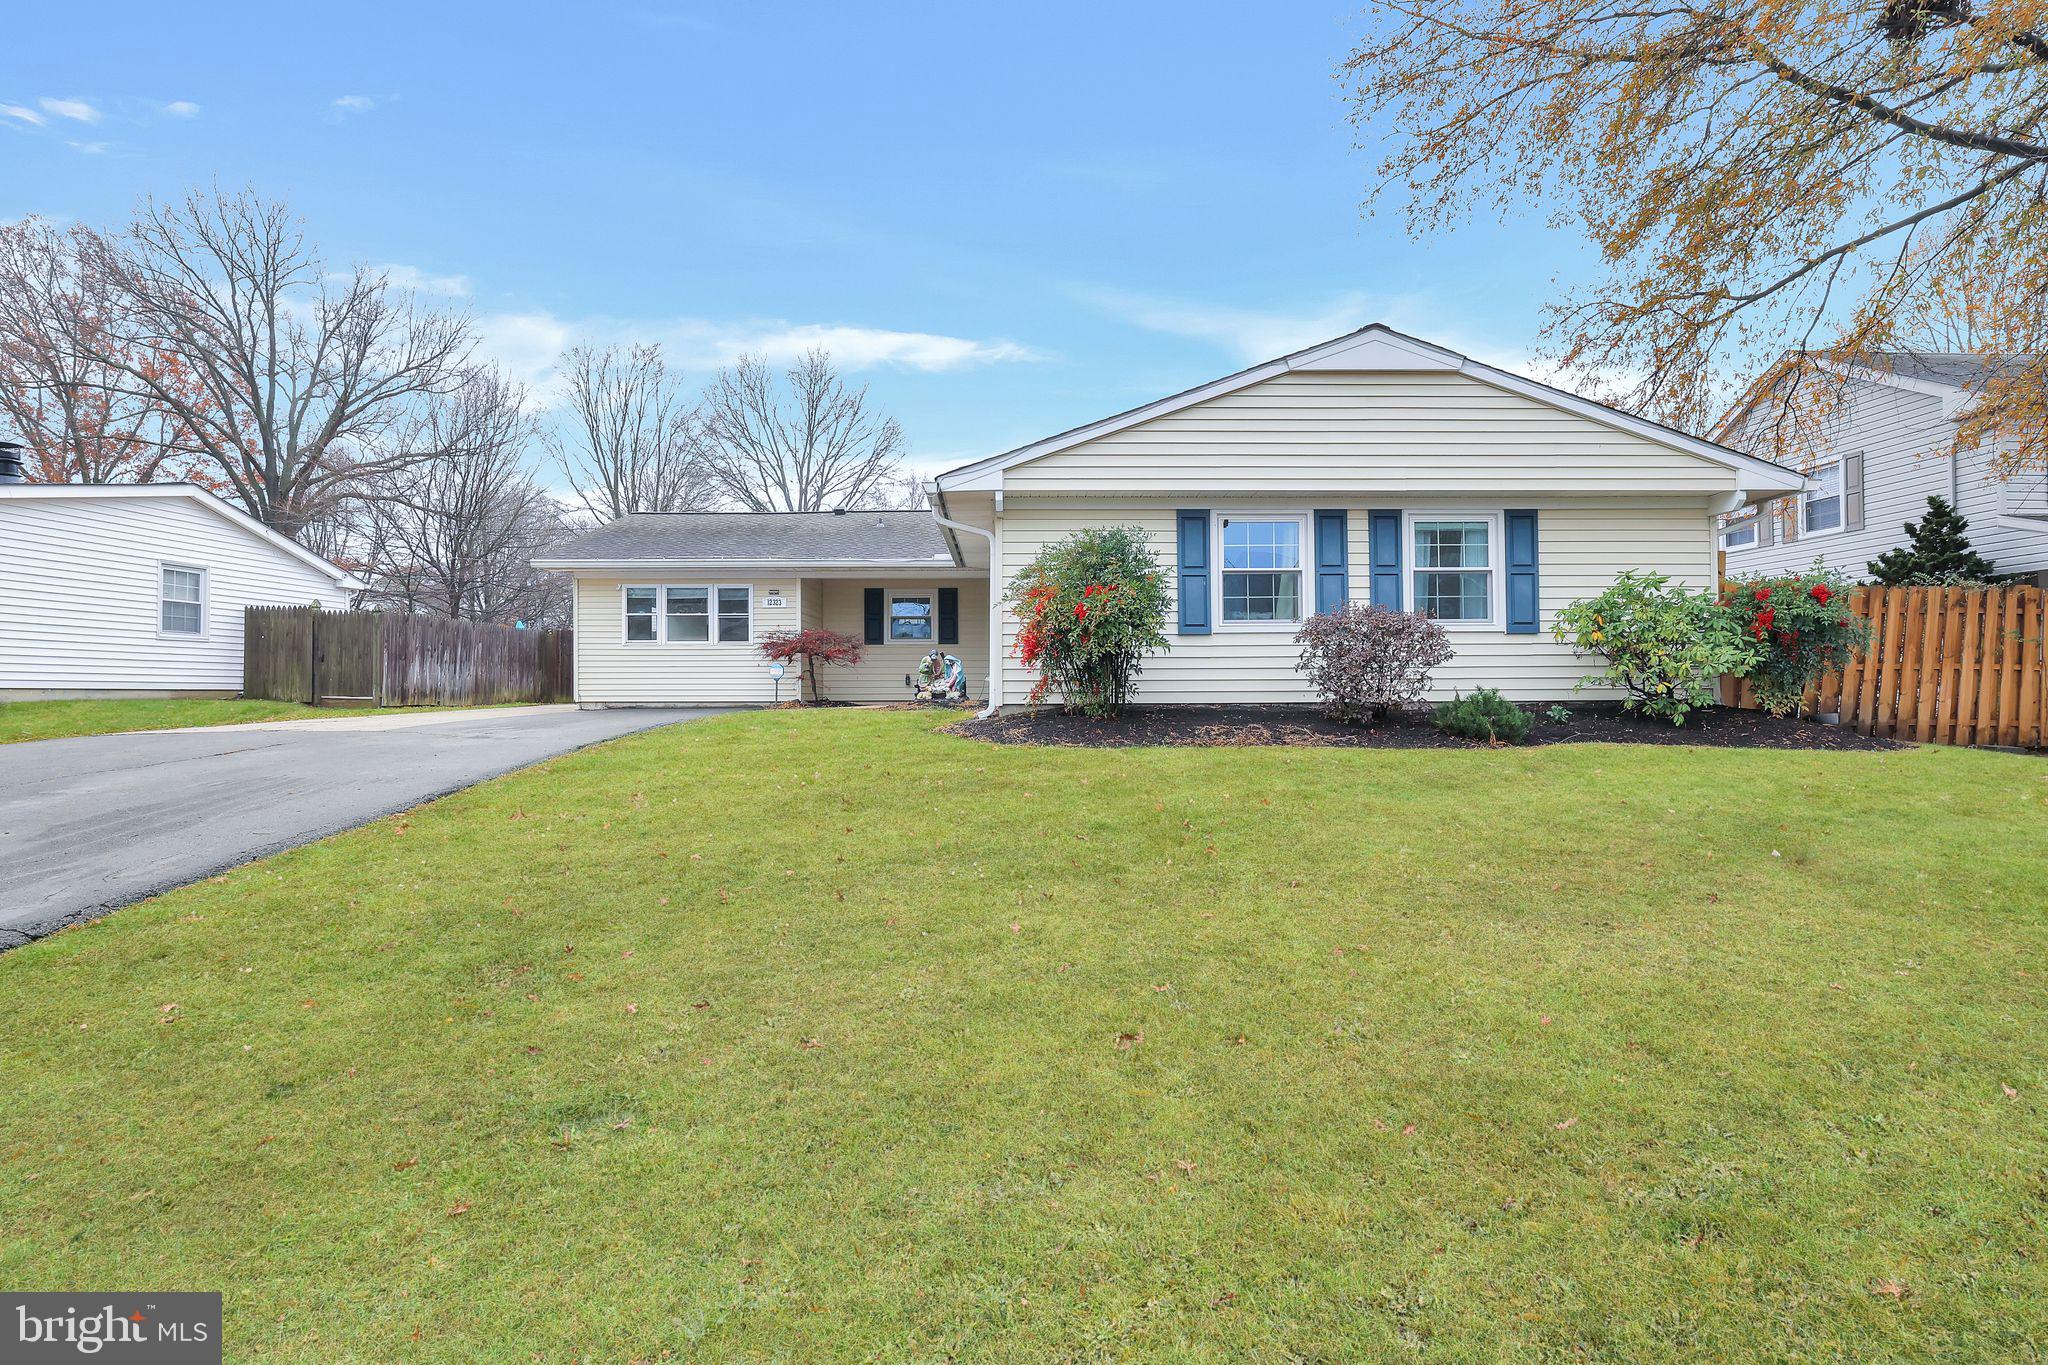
[5,0,1591,479]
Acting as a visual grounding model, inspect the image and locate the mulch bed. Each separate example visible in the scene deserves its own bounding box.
[949,701,1902,751]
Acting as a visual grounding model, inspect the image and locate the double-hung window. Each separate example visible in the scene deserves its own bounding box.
[889,590,936,641]
[664,587,710,641]
[1217,514,1305,625]
[1803,460,1843,534]
[1409,516,1496,625]
[624,586,659,642]
[160,564,206,636]
[715,586,751,642]
[1721,509,1759,550]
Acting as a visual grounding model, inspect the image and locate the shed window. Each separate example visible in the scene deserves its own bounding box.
[160,565,205,636]
[1218,515,1305,624]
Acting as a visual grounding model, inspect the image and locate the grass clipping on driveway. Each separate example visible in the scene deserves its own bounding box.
[2,709,2044,1359]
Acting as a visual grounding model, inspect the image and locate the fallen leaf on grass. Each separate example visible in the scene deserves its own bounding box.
[1871,1280,1909,1301]
[446,1202,471,1218]
[2003,1083,2019,1098]
[1174,1158,1196,1173]
[625,1003,638,1015]
[1115,1031,1144,1051]
[1555,1117,1579,1131]
[799,1037,823,1050]
[1401,1123,1418,1137]
[392,1157,418,1171]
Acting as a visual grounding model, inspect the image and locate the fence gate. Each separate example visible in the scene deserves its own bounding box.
[312,610,384,705]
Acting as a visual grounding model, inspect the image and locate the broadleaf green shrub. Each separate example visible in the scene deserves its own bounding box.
[1554,571,1755,724]
[1007,525,1171,718]
[1432,688,1532,744]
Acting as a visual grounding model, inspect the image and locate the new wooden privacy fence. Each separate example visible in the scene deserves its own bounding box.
[245,607,574,707]
[1724,585,2047,747]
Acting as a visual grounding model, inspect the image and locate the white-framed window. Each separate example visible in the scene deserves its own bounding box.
[159,563,207,637]
[665,586,710,642]
[715,585,752,643]
[1215,512,1307,626]
[888,588,937,642]
[623,585,659,643]
[1803,460,1844,535]
[1406,512,1498,627]
[1721,509,1760,550]
[629,583,751,644]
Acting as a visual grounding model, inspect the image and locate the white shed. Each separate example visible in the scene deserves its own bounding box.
[0,483,359,699]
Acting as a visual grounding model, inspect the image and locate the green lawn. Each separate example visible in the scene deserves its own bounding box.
[2,710,2044,1360]
[0,697,527,744]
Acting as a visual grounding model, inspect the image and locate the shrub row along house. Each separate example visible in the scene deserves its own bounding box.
[535,325,1806,709]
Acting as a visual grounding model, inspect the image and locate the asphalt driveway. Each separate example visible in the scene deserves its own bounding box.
[0,705,719,946]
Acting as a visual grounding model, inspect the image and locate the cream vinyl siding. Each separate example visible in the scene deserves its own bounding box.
[1005,371,1742,495]
[1723,376,2048,579]
[997,496,1717,705]
[0,494,345,695]
[805,579,990,702]
[572,575,798,705]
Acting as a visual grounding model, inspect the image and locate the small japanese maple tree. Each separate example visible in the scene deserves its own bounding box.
[758,628,864,705]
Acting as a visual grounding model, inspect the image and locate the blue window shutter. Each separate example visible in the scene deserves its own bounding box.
[1368,510,1403,608]
[1505,509,1540,634]
[863,587,884,644]
[1176,510,1211,634]
[1313,510,1348,614]
[937,587,959,644]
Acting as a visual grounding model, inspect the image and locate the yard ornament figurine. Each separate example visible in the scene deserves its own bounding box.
[910,649,967,703]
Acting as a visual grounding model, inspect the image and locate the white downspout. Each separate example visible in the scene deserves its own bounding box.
[928,487,1002,719]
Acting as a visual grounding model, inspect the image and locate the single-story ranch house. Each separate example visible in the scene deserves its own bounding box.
[0,479,360,700]
[534,325,1808,711]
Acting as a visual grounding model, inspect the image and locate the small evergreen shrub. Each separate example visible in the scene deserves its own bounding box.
[1554,570,1755,724]
[1293,602,1455,723]
[1867,496,1997,585]
[1433,688,1532,744]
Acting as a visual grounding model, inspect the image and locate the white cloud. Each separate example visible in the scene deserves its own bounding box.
[372,262,472,296]
[0,104,46,127]
[332,94,376,114]
[66,140,110,155]
[161,100,201,118]
[468,310,1041,408]
[39,97,100,124]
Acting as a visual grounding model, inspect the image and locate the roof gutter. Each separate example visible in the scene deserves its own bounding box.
[926,482,1000,719]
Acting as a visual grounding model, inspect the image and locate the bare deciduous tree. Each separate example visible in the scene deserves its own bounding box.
[331,370,572,625]
[544,343,711,519]
[1343,0,2048,470]
[0,189,477,534]
[695,349,907,511]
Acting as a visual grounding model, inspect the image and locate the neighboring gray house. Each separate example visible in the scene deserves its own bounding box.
[1719,354,2048,584]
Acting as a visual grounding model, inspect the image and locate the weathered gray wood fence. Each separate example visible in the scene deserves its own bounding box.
[244,607,573,707]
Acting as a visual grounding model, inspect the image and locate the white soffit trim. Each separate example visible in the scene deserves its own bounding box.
[0,481,361,587]
[933,323,1805,494]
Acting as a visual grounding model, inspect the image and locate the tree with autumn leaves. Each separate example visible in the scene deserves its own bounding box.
[1345,0,2048,472]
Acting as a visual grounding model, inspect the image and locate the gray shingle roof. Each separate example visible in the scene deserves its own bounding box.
[538,510,956,566]
[1869,351,2035,390]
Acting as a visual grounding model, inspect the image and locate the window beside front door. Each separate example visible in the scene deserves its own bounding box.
[889,589,936,641]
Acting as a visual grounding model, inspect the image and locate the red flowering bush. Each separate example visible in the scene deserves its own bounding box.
[1008,525,1170,717]
[1720,567,1868,715]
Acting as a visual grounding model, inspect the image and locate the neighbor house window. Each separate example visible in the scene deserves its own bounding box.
[665,587,710,642]
[1408,516,1496,625]
[716,586,751,642]
[1804,460,1843,534]
[624,586,658,642]
[889,590,936,641]
[160,564,206,636]
[1217,514,1305,624]
[1721,510,1759,550]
